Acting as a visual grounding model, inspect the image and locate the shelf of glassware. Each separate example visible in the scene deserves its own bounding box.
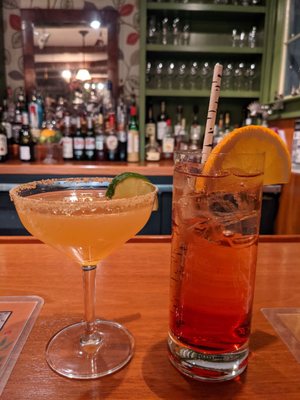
[145,89,260,98]
[146,44,264,54]
[146,3,266,14]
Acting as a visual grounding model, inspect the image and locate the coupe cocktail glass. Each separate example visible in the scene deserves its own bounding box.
[168,151,265,381]
[10,177,157,379]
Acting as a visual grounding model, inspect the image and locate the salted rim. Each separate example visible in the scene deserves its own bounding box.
[10,177,158,211]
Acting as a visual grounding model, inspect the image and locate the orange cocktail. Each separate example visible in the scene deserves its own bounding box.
[10,176,157,380]
[18,188,152,265]
[168,150,265,381]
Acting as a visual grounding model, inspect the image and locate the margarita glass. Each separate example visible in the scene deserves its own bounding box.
[10,177,157,379]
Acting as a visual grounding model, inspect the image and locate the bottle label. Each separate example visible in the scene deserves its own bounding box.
[146,150,160,161]
[118,130,127,143]
[106,135,118,150]
[0,134,8,156]
[127,130,139,153]
[174,124,181,137]
[20,145,31,161]
[73,137,84,149]
[127,131,139,163]
[29,103,39,129]
[4,122,12,139]
[63,137,73,159]
[162,137,175,153]
[157,121,167,140]
[85,137,96,150]
[146,123,156,138]
[96,136,104,151]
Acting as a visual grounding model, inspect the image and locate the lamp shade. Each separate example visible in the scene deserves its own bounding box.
[75,68,91,81]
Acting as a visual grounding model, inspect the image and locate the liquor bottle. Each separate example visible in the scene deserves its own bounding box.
[19,111,35,162]
[156,101,168,147]
[12,92,25,144]
[117,101,127,162]
[213,112,225,146]
[73,116,85,161]
[62,114,73,161]
[145,133,161,162]
[224,111,231,134]
[127,105,139,162]
[2,98,13,146]
[95,111,106,161]
[85,116,96,161]
[162,119,174,159]
[189,105,202,150]
[6,87,16,125]
[174,105,183,147]
[0,113,8,162]
[145,104,156,141]
[105,113,119,162]
[36,91,44,129]
[243,108,253,126]
[28,92,39,130]
[176,118,189,150]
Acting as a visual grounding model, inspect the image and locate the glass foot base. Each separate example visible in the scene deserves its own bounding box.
[168,333,248,382]
[46,320,134,379]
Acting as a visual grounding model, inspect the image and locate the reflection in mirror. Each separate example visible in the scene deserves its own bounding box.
[33,25,108,97]
[21,9,118,101]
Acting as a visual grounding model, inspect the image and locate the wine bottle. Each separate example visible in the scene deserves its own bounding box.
[156,101,168,147]
[127,106,139,162]
[62,114,73,161]
[85,116,96,161]
[19,111,35,162]
[73,116,85,161]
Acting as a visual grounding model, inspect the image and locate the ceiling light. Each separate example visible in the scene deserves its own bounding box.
[90,20,101,29]
[61,69,72,82]
[76,30,91,82]
[76,69,91,81]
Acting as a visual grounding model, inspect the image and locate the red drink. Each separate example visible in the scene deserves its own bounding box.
[168,153,264,381]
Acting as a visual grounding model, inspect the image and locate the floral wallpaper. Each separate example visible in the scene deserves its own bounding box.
[2,0,140,100]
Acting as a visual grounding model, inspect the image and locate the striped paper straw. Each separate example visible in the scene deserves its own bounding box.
[201,63,223,163]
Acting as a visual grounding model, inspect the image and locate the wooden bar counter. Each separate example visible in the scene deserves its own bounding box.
[0,160,174,176]
[1,236,300,399]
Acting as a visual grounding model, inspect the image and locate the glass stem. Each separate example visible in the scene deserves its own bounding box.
[81,265,102,347]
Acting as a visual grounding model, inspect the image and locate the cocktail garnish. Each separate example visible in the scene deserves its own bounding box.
[197,125,291,191]
[106,172,158,210]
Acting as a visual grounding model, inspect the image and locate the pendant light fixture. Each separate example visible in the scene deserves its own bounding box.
[76,30,91,81]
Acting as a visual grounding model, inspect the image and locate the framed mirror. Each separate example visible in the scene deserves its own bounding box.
[20,8,119,100]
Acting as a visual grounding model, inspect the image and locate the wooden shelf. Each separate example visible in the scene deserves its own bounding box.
[147,2,267,14]
[146,44,264,54]
[146,89,260,98]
